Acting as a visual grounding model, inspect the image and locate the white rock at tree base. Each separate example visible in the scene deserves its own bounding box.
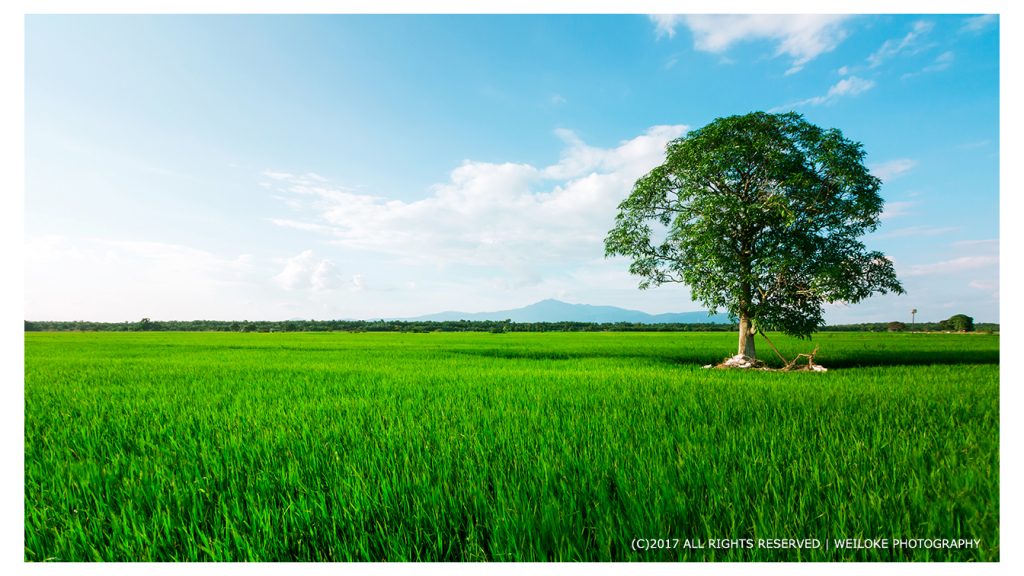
[721,354,757,368]
[706,353,827,371]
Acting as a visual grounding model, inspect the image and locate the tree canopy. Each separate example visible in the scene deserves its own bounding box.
[605,111,904,361]
[939,314,975,332]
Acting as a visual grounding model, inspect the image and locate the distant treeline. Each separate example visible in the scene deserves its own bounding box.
[821,322,998,333]
[23,319,997,333]
[23,319,736,333]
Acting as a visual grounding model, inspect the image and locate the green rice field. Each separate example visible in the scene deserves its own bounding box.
[24,331,999,561]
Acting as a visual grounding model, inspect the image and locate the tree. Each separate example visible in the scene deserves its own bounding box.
[945,314,974,332]
[911,308,917,329]
[605,112,904,362]
[888,321,907,332]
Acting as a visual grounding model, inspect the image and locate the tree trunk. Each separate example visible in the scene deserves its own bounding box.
[738,312,757,360]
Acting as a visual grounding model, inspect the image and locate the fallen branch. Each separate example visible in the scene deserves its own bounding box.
[784,345,822,371]
[758,331,826,372]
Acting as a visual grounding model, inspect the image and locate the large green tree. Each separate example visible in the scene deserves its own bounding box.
[940,314,975,332]
[605,112,904,361]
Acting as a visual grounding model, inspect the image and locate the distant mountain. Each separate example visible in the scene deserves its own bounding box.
[396,299,732,324]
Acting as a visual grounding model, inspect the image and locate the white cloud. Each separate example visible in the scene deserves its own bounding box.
[273,250,342,292]
[867,20,934,68]
[651,15,850,74]
[273,250,313,290]
[902,50,954,79]
[271,218,340,235]
[961,14,996,33]
[264,125,688,269]
[263,170,329,185]
[876,225,958,238]
[967,279,999,301]
[25,236,262,321]
[870,158,916,182]
[774,75,875,110]
[351,274,366,292]
[924,50,954,72]
[958,139,991,150]
[898,237,998,282]
[904,255,999,277]
[544,125,685,180]
[311,260,338,292]
[650,15,684,39]
[879,200,916,220]
[263,170,297,181]
[824,75,875,98]
[953,238,998,249]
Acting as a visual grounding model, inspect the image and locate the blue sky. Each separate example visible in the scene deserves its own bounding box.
[23,13,1000,323]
